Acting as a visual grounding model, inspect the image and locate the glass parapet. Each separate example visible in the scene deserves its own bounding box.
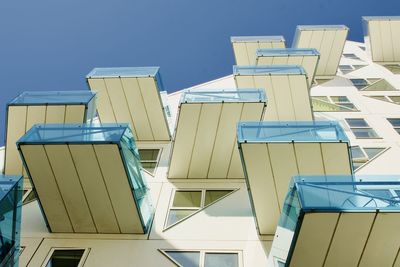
[0,175,23,266]
[233,65,306,76]
[8,91,96,106]
[230,36,285,43]
[181,89,266,103]
[296,25,349,30]
[256,48,320,57]
[237,121,349,143]
[362,16,400,21]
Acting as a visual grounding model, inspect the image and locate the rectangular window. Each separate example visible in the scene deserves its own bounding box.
[138,149,161,175]
[387,118,400,134]
[44,249,88,267]
[350,78,395,91]
[312,96,357,112]
[161,250,241,267]
[339,64,365,74]
[345,118,379,139]
[343,53,361,60]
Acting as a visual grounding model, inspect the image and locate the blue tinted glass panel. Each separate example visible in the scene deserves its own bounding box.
[233,65,305,76]
[257,48,319,57]
[165,251,200,267]
[231,36,285,43]
[181,89,266,103]
[87,67,159,78]
[9,91,96,106]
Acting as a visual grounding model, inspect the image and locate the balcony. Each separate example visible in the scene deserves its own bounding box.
[5,91,96,182]
[271,176,400,267]
[86,67,171,141]
[17,124,153,234]
[231,36,286,65]
[237,121,352,235]
[292,25,348,78]
[168,89,266,179]
[234,65,313,121]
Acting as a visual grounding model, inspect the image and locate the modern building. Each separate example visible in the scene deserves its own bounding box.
[0,16,400,267]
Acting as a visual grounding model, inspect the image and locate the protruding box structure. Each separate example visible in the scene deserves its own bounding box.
[0,175,23,267]
[292,25,348,78]
[237,121,352,235]
[17,124,153,234]
[234,66,313,121]
[86,67,171,141]
[169,90,266,179]
[4,91,96,185]
[255,48,320,87]
[271,176,400,267]
[231,36,286,65]
[362,16,400,63]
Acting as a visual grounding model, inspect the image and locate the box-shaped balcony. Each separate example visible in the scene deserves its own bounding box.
[169,89,266,179]
[271,176,400,267]
[255,48,320,87]
[5,91,96,185]
[86,67,171,141]
[0,175,23,267]
[237,121,352,235]
[17,124,153,234]
[234,65,313,121]
[231,36,286,65]
[292,25,348,78]
[362,16,400,63]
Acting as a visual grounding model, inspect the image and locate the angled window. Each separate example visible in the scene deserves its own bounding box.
[43,248,89,267]
[351,146,387,171]
[350,78,396,91]
[339,64,366,74]
[387,118,400,134]
[160,250,240,267]
[138,149,161,175]
[383,64,400,74]
[165,189,235,229]
[312,96,357,112]
[22,189,37,205]
[345,118,379,139]
[366,95,400,105]
[343,53,361,60]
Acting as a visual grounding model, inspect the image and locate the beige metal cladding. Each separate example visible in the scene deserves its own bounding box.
[289,212,400,267]
[5,102,90,180]
[234,66,313,121]
[240,142,352,235]
[169,102,266,179]
[362,17,400,63]
[86,67,171,141]
[19,143,144,234]
[231,36,286,65]
[293,25,348,78]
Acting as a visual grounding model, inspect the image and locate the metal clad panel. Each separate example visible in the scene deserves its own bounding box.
[94,144,143,233]
[391,20,400,61]
[288,75,313,120]
[64,105,85,123]
[138,77,170,141]
[272,56,288,65]
[299,55,318,86]
[380,20,395,62]
[188,103,222,179]
[235,75,255,89]
[287,55,303,66]
[321,143,351,175]
[44,145,96,233]
[369,21,383,62]
[208,103,243,178]
[256,56,274,65]
[120,78,154,140]
[245,42,259,65]
[295,30,313,48]
[325,29,347,76]
[260,76,279,121]
[268,143,298,209]
[316,30,335,76]
[45,105,66,123]
[290,213,339,267]
[271,42,285,48]
[87,78,116,123]
[258,42,273,49]
[359,213,400,267]
[20,145,73,232]
[271,75,296,120]
[169,104,201,178]
[69,144,120,233]
[324,213,375,267]
[293,143,324,174]
[227,103,265,179]
[26,106,46,130]
[232,43,249,65]
[241,143,281,235]
[5,106,27,175]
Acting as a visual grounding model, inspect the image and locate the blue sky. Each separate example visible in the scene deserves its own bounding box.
[0,0,399,145]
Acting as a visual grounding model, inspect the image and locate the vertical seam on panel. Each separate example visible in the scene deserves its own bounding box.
[21,106,28,175]
[186,104,203,178]
[269,75,280,121]
[287,75,299,120]
[357,212,378,267]
[138,78,156,140]
[226,102,244,179]
[43,145,75,233]
[389,21,395,62]
[119,78,139,139]
[324,30,337,75]
[67,145,98,233]
[92,144,122,233]
[266,143,282,211]
[102,78,118,122]
[205,103,223,179]
[62,105,67,124]
[25,237,45,267]
[322,213,341,267]
[392,246,400,267]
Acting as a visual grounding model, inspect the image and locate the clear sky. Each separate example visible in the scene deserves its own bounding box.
[0,0,399,145]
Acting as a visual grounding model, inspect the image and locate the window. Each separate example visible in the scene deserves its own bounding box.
[161,250,240,267]
[138,149,161,175]
[345,118,379,139]
[350,78,396,91]
[165,189,235,229]
[387,118,400,134]
[383,64,400,74]
[312,96,357,112]
[343,53,361,60]
[367,95,400,105]
[43,249,89,267]
[22,189,37,205]
[351,146,387,171]
[339,64,366,74]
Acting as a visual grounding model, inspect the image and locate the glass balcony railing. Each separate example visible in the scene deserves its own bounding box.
[233,65,306,76]
[237,121,349,143]
[181,89,266,103]
[9,91,96,106]
[230,36,285,43]
[295,25,349,30]
[256,48,320,57]
[0,175,23,266]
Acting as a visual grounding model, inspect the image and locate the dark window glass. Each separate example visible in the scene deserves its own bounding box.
[45,249,85,267]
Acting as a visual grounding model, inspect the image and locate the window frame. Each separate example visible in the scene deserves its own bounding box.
[343,53,362,60]
[312,95,358,112]
[366,95,400,105]
[387,118,400,134]
[338,64,366,74]
[351,146,389,172]
[350,78,395,91]
[41,247,90,267]
[345,118,380,139]
[22,189,37,205]
[138,148,162,176]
